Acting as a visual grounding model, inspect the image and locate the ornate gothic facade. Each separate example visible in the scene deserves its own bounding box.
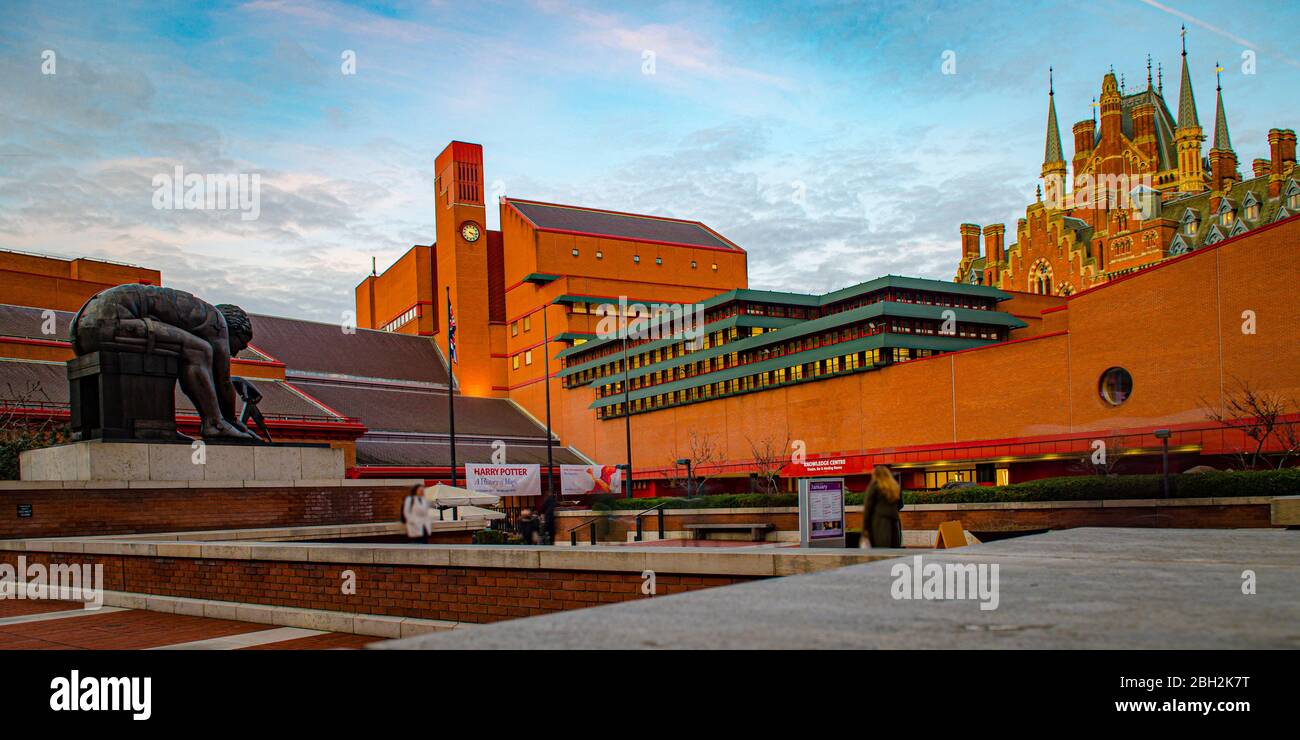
[956,33,1298,295]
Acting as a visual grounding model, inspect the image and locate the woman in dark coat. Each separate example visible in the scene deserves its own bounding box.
[862,465,902,548]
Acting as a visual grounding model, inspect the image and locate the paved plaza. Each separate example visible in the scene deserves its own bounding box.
[381,528,1300,649]
[0,600,380,650]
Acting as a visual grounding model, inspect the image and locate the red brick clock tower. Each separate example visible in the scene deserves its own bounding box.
[433,141,497,396]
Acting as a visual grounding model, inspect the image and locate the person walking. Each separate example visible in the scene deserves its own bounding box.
[402,483,433,542]
[861,465,902,548]
[517,508,540,545]
[540,494,557,545]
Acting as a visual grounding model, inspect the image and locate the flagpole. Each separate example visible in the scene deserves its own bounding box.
[446,286,458,487]
[542,303,555,501]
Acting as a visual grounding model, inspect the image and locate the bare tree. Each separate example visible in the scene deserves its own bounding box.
[746,431,790,494]
[1202,378,1300,470]
[0,381,69,479]
[669,431,723,496]
[1069,435,1130,476]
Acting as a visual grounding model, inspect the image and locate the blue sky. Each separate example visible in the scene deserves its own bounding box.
[2,0,1298,320]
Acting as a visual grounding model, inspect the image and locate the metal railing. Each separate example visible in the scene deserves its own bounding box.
[633,501,668,542]
[567,515,600,546]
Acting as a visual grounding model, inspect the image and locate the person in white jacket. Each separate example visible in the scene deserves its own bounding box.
[402,483,433,541]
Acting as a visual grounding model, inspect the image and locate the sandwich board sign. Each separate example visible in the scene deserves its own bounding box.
[798,477,846,548]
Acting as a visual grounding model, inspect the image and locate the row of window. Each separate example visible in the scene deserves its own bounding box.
[578,316,1003,395]
[922,467,1009,490]
[1183,196,1275,236]
[565,325,769,387]
[594,347,936,419]
[567,291,997,370]
[595,346,887,399]
[568,247,718,272]
[380,306,420,333]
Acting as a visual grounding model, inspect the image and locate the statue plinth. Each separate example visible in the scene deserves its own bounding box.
[19,440,344,482]
[68,351,179,441]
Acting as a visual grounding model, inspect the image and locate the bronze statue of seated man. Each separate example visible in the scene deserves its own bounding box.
[71,284,259,441]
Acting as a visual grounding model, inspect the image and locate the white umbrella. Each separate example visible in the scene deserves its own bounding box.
[424,483,500,508]
[448,505,506,521]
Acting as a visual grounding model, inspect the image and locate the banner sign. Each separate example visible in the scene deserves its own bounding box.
[781,456,867,477]
[798,477,846,548]
[464,464,541,497]
[560,464,623,496]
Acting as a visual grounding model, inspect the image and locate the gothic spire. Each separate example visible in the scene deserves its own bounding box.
[1212,63,1233,152]
[1177,25,1200,129]
[1044,67,1064,164]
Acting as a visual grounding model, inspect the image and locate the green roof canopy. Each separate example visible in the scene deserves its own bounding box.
[562,301,1024,382]
[565,273,1014,360]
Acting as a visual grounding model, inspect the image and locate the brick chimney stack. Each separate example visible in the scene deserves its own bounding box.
[1252,159,1271,179]
[1132,103,1157,161]
[1266,129,1296,197]
[960,223,982,259]
[983,224,1005,266]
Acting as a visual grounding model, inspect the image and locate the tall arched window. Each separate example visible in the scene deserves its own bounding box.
[1030,262,1052,295]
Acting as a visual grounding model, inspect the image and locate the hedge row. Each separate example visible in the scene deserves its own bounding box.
[589,469,1299,511]
[914,469,1299,504]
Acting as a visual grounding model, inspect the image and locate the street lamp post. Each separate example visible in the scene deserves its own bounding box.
[622,317,632,499]
[542,304,555,540]
[676,458,693,498]
[1154,428,1172,499]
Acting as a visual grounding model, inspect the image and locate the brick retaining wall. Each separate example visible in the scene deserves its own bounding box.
[558,497,1277,542]
[0,550,748,624]
[0,480,417,539]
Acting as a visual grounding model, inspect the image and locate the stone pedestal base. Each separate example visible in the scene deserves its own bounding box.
[19,441,344,482]
[68,351,180,441]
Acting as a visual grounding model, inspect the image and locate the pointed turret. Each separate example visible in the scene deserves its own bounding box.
[1173,26,1207,193]
[1176,26,1200,129]
[1212,64,1232,152]
[1041,67,1068,208]
[1208,63,1239,193]
[1044,68,1064,165]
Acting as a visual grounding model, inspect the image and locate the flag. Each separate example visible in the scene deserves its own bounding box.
[447,301,458,365]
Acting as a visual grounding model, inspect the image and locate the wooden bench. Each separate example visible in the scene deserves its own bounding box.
[683,523,775,542]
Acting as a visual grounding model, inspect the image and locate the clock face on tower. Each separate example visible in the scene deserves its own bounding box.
[460,221,482,243]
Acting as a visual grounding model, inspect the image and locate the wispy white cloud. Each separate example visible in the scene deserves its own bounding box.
[1135,0,1300,69]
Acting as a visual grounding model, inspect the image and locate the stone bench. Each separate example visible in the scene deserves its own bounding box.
[684,522,775,542]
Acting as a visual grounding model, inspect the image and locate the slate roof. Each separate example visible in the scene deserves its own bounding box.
[1090,87,1179,171]
[0,305,73,341]
[249,314,449,385]
[504,198,740,251]
[289,380,550,437]
[356,438,585,467]
[1159,174,1296,257]
[0,358,336,420]
[0,304,572,466]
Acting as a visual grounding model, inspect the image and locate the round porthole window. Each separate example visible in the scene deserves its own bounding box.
[1098,367,1133,406]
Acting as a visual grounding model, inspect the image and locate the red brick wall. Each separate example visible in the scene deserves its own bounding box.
[0,484,409,539]
[902,503,1273,532]
[565,500,1274,540]
[0,551,753,624]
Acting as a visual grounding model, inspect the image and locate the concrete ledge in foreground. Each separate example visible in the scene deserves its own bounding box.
[375,528,1300,649]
